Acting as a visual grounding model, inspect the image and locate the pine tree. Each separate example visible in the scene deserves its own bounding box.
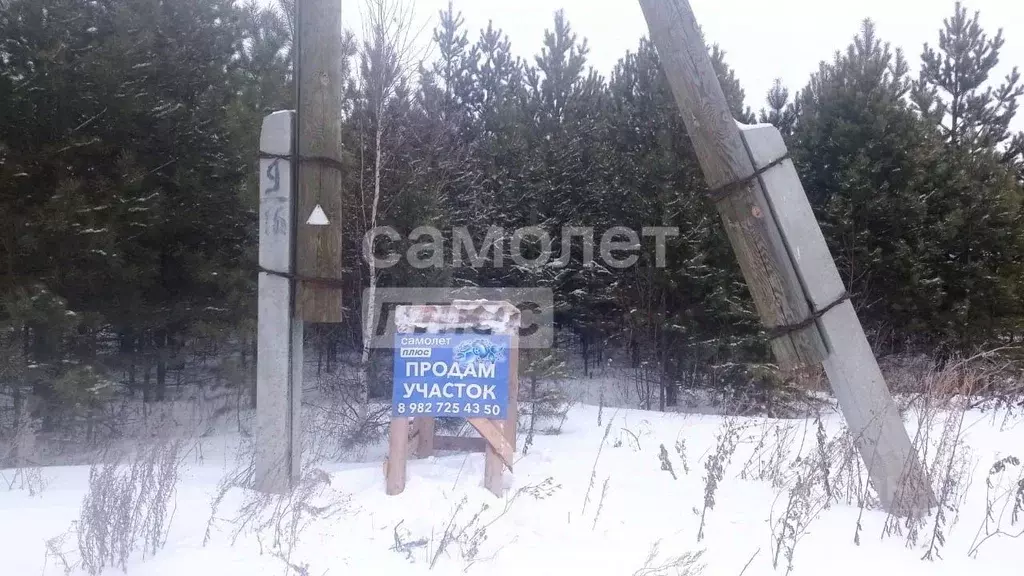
[709,44,755,124]
[605,37,763,406]
[456,21,530,291]
[792,19,942,351]
[515,10,608,327]
[912,1,1023,155]
[415,2,481,288]
[758,79,798,138]
[793,17,1024,354]
[912,2,1024,352]
[1,0,255,408]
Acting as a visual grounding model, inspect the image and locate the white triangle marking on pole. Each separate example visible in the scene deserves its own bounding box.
[306,204,330,226]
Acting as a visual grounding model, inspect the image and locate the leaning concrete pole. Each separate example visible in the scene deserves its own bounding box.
[636,0,935,515]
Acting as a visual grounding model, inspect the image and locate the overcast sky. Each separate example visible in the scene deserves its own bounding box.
[328,0,1024,132]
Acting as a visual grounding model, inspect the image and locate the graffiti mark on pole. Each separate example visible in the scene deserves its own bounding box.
[264,158,281,196]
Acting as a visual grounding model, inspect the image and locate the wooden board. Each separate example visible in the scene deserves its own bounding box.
[413,417,435,458]
[433,435,486,453]
[467,418,513,470]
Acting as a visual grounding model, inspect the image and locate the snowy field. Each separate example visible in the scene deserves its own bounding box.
[2,395,1022,576]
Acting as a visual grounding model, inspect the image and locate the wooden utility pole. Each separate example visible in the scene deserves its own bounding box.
[639,7,826,372]
[296,0,345,323]
[637,0,935,516]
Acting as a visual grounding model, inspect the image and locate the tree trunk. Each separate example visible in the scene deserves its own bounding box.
[121,329,137,394]
[317,324,324,378]
[154,329,167,402]
[129,356,137,396]
[581,331,589,378]
[142,364,151,404]
[666,366,679,407]
[240,334,249,372]
[250,335,258,408]
[11,378,23,464]
[156,358,167,402]
[326,326,335,374]
[357,120,385,417]
[525,375,539,454]
[658,288,668,412]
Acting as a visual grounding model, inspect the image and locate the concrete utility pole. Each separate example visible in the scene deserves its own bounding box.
[636,0,935,516]
[296,0,345,323]
[256,111,303,493]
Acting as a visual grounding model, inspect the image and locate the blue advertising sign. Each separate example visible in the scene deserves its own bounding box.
[392,333,510,419]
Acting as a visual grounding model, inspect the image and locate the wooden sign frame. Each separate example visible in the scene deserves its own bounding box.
[384,300,520,497]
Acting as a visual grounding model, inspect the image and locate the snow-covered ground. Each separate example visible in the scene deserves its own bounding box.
[2,398,1022,576]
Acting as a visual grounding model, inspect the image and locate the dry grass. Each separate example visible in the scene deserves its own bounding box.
[884,350,1023,412]
[968,455,1024,557]
[632,541,705,576]
[75,438,185,575]
[0,415,49,495]
[204,435,350,573]
[696,419,742,542]
[392,477,561,570]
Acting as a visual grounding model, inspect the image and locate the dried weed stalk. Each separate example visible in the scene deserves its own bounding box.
[425,477,561,570]
[696,419,741,542]
[632,541,705,576]
[75,438,185,575]
[968,455,1024,557]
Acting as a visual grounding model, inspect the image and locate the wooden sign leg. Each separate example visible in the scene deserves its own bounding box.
[483,421,505,497]
[413,416,435,458]
[506,334,520,452]
[386,417,409,495]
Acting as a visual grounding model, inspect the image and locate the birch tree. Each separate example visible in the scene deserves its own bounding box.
[355,0,427,413]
